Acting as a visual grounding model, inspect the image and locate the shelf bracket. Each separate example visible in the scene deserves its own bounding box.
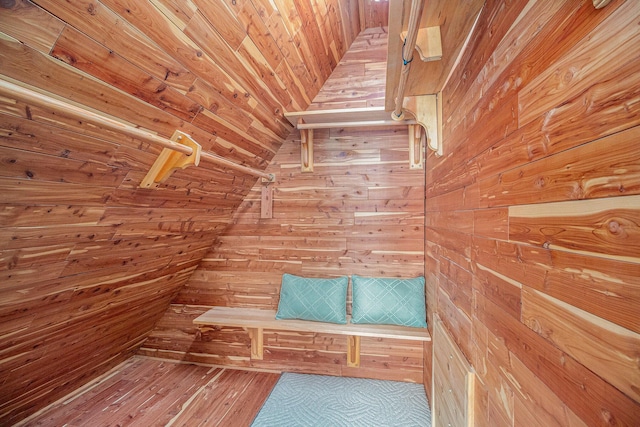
[299,119,314,173]
[402,94,442,157]
[401,26,442,62]
[140,130,202,188]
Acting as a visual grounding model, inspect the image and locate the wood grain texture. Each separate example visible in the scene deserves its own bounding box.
[0,0,358,423]
[143,29,427,383]
[425,0,640,425]
[16,357,279,427]
[521,287,640,403]
[385,0,484,109]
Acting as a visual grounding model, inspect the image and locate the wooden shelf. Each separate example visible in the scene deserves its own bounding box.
[194,306,431,367]
[284,106,416,129]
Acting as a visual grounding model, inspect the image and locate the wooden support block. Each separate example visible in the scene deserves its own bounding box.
[401,26,442,62]
[140,130,201,188]
[347,335,361,367]
[408,124,425,169]
[260,183,273,219]
[299,119,314,173]
[245,327,264,360]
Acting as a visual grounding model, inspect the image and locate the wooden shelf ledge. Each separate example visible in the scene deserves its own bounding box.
[284,106,423,170]
[284,106,416,129]
[194,306,431,367]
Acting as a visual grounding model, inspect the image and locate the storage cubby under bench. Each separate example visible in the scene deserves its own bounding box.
[194,306,431,368]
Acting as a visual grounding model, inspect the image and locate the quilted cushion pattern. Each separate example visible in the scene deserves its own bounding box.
[276,273,348,324]
[351,275,427,327]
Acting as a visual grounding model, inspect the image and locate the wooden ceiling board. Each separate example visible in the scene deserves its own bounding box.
[0,0,361,424]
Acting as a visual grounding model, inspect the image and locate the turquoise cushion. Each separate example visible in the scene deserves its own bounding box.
[351,275,427,328]
[276,274,348,324]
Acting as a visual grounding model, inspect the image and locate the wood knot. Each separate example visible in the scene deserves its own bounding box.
[608,220,621,234]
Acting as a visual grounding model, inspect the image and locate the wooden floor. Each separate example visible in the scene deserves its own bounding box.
[17,357,279,427]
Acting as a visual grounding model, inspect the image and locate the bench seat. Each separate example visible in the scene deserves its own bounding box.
[193,306,431,367]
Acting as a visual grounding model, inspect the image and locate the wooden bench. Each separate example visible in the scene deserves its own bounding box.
[193,306,431,368]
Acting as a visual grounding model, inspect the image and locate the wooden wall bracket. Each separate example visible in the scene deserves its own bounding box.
[299,119,314,173]
[401,26,442,62]
[402,94,442,157]
[140,130,202,188]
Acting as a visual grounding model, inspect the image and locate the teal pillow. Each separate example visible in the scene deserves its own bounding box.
[275,274,348,324]
[351,275,427,328]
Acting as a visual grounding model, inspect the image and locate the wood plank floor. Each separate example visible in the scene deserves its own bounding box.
[16,357,279,427]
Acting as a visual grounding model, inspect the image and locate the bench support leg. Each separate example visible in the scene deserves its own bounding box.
[347,335,361,367]
[245,327,264,360]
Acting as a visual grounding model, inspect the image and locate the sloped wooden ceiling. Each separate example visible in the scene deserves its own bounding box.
[0,0,392,423]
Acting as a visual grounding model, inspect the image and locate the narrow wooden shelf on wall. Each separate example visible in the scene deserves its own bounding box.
[284,106,419,170]
[285,106,416,130]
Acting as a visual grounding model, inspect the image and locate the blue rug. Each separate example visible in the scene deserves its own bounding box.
[251,373,431,426]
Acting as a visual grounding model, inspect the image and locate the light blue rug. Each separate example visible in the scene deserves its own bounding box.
[251,373,431,427]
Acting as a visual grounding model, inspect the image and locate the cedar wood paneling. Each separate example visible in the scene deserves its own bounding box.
[0,0,367,423]
[2,0,639,425]
[141,27,429,384]
[429,0,640,425]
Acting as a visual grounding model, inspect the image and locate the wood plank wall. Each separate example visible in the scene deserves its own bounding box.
[428,0,640,425]
[141,27,428,383]
[0,1,363,424]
